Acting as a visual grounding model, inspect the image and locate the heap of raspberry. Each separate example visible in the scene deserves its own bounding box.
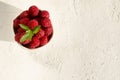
[13,5,53,49]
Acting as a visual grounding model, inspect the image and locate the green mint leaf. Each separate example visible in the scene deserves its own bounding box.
[20,30,33,43]
[19,24,30,31]
[32,25,41,34]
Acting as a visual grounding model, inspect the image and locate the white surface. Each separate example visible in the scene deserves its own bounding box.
[0,0,120,80]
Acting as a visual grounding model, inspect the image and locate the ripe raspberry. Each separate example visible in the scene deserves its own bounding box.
[35,18,40,24]
[29,5,39,17]
[28,37,40,48]
[20,18,29,25]
[41,18,51,27]
[35,29,45,39]
[15,32,24,43]
[19,10,29,19]
[13,19,20,29]
[22,39,31,45]
[40,36,48,46]
[45,27,53,36]
[17,28,25,33]
[15,32,30,45]
[27,19,38,30]
[40,10,49,18]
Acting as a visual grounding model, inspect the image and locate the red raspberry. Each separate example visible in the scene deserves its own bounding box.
[13,19,20,29]
[22,39,31,45]
[28,37,40,48]
[27,19,38,30]
[41,18,51,27]
[35,18,40,24]
[19,10,29,19]
[40,36,48,46]
[20,18,29,25]
[17,28,25,33]
[45,27,53,36]
[40,10,49,18]
[15,32,24,43]
[29,5,39,17]
[15,32,31,45]
[35,29,45,39]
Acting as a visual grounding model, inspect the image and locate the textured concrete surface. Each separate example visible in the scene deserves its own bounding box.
[0,0,120,80]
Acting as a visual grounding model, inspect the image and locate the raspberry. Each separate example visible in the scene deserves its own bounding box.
[28,37,40,48]
[15,32,31,45]
[20,18,29,25]
[15,32,24,43]
[19,10,29,19]
[40,10,49,18]
[29,5,39,17]
[35,29,45,39]
[22,40,31,45]
[41,18,51,27]
[40,36,48,46]
[17,28,25,33]
[35,18,40,24]
[27,19,38,30]
[13,19,20,29]
[45,27,53,36]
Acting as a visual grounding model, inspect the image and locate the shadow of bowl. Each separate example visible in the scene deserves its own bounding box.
[0,1,21,42]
